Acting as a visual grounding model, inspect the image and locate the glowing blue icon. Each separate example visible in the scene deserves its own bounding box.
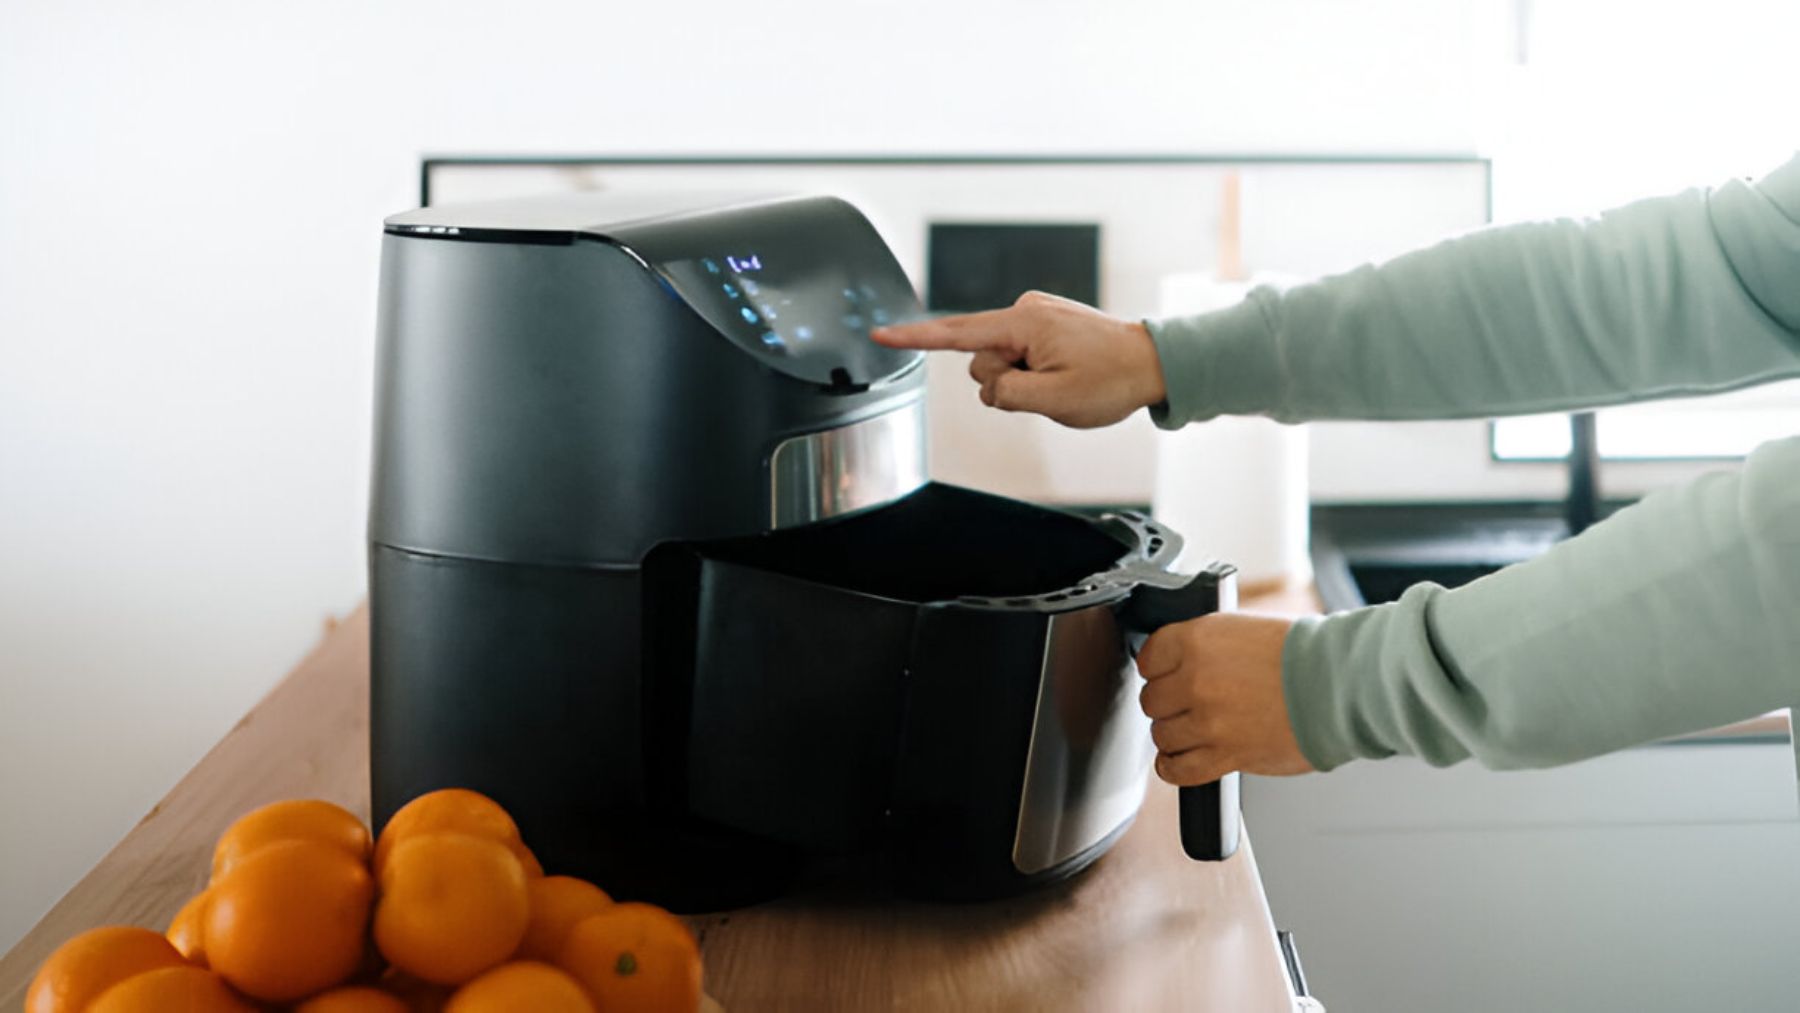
[760,303,778,321]
[760,331,783,349]
[703,259,721,274]
[843,288,858,302]
[727,254,763,272]
[795,326,814,341]
[742,278,760,296]
[871,308,891,326]
[722,283,740,299]
[740,306,760,325]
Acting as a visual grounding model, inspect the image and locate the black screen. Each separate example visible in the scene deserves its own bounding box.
[926,223,1101,312]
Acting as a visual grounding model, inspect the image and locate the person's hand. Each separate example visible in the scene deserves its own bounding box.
[1137,613,1315,784]
[870,291,1167,429]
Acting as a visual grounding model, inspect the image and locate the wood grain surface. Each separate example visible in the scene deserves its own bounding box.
[0,603,1298,1011]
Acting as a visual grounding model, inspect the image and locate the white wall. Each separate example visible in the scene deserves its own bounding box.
[0,0,1509,951]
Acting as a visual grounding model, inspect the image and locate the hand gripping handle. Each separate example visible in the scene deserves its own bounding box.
[1117,564,1243,862]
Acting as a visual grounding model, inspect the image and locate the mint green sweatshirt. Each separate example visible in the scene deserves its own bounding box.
[1146,154,1800,772]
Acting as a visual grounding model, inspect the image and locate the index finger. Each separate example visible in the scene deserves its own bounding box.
[870,307,1024,356]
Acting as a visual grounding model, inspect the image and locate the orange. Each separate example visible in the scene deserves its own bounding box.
[165,890,209,966]
[517,876,613,962]
[205,837,375,1002]
[25,925,187,1013]
[353,932,389,982]
[374,832,529,985]
[557,903,702,1013]
[87,965,256,1013]
[513,840,545,878]
[380,967,454,1012]
[373,788,520,876]
[445,961,596,1013]
[212,798,371,881]
[296,985,414,1012]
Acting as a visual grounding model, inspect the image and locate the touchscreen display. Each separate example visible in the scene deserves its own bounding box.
[614,196,924,388]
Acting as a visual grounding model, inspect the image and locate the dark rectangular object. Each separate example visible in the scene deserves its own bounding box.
[927,222,1100,311]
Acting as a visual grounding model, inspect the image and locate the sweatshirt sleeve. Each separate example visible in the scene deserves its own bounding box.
[1146,155,1800,770]
[1283,433,1800,770]
[1146,154,1800,425]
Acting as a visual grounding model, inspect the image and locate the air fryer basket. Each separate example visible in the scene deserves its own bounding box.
[640,482,1222,900]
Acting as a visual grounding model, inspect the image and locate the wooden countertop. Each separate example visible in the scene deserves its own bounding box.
[0,595,1310,1011]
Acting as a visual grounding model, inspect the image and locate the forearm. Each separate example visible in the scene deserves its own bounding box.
[1282,435,1800,771]
[1147,156,1800,425]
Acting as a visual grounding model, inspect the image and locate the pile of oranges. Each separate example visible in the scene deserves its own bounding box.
[26,789,706,1012]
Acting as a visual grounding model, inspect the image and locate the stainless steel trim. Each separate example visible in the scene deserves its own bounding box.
[1011,605,1155,875]
[769,400,926,528]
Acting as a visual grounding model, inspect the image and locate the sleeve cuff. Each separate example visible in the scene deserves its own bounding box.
[1143,293,1285,429]
[1280,614,1362,772]
[1279,584,1478,772]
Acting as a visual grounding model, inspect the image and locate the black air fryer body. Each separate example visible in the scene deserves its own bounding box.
[369,192,1238,911]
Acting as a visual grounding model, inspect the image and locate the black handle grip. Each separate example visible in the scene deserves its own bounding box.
[1118,571,1232,633]
[1118,565,1243,862]
[1176,773,1241,861]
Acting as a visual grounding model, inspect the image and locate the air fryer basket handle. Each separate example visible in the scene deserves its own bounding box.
[1119,564,1243,863]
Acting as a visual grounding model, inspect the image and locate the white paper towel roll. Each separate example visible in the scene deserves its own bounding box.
[1152,273,1311,587]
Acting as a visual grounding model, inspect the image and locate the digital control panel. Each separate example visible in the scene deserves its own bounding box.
[609,197,924,388]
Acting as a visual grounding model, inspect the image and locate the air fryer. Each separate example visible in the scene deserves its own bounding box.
[369,191,1239,912]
